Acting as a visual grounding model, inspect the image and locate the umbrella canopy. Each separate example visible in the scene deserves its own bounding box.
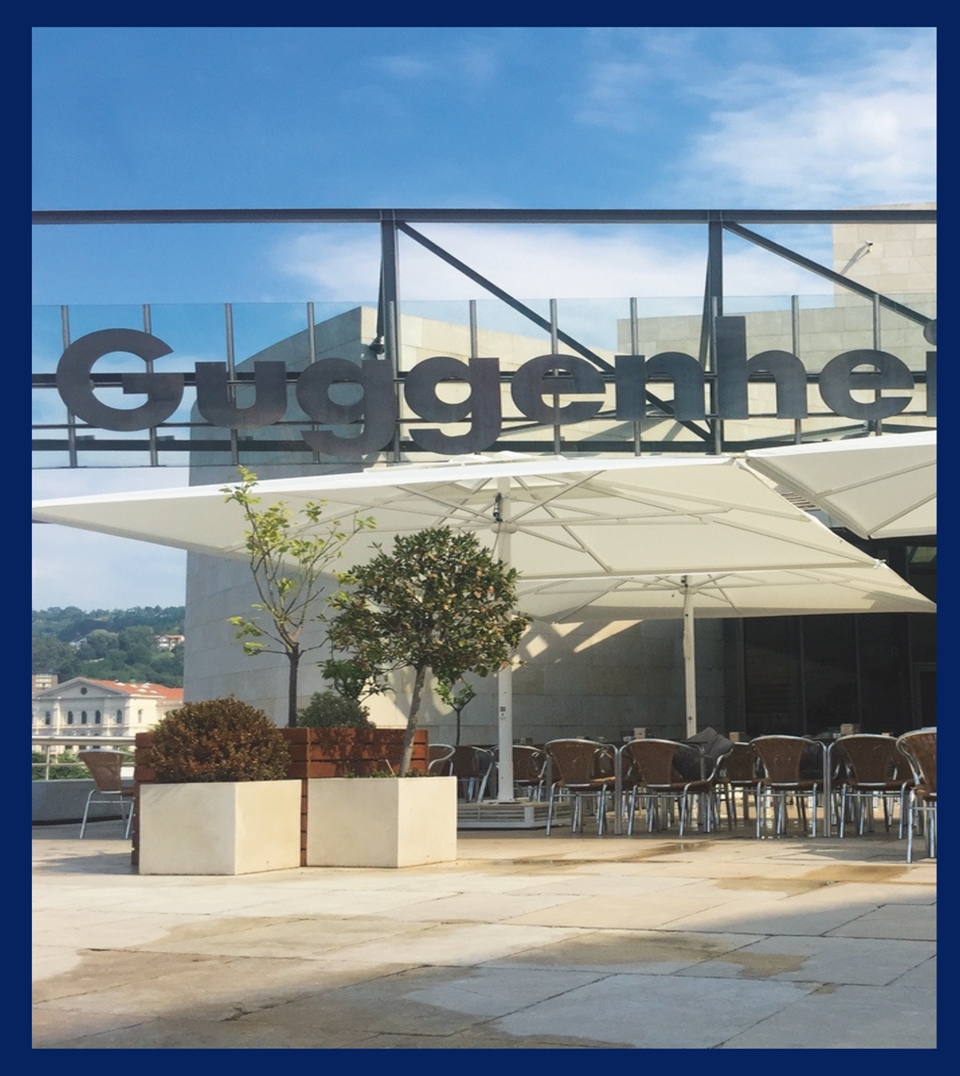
[745,430,936,541]
[515,565,935,622]
[31,453,914,576]
[33,454,934,796]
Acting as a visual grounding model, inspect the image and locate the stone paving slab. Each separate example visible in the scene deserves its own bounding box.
[718,983,938,1049]
[32,823,936,1049]
[492,972,818,1048]
[675,934,936,984]
[489,928,763,975]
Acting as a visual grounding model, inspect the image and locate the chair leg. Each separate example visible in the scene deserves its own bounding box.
[905,793,915,862]
[79,790,95,839]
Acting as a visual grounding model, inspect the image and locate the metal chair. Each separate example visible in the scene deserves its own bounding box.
[896,729,936,862]
[716,742,760,827]
[78,750,135,838]
[450,745,495,802]
[832,734,911,838]
[620,738,721,837]
[750,736,823,838]
[505,744,548,800]
[544,739,616,835]
[428,743,456,774]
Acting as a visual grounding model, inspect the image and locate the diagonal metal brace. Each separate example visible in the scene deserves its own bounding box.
[397,221,615,371]
[397,222,711,441]
[722,222,932,328]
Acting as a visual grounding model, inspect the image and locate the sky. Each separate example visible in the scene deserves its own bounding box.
[31,24,938,611]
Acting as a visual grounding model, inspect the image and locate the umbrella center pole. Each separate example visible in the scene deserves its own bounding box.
[496,481,516,802]
[682,577,698,738]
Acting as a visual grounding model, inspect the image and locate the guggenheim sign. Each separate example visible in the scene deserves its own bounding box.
[56,316,936,459]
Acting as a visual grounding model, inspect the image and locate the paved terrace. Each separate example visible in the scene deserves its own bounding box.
[33,821,936,1050]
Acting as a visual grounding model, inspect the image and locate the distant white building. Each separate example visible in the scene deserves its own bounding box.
[155,634,185,651]
[32,677,183,738]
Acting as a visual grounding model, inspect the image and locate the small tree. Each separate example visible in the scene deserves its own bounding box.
[297,691,372,729]
[436,677,476,746]
[327,526,530,776]
[222,467,374,728]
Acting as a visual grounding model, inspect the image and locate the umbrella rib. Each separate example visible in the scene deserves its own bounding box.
[804,458,933,498]
[865,492,937,535]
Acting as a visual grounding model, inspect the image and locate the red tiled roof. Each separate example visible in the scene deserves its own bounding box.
[88,680,183,701]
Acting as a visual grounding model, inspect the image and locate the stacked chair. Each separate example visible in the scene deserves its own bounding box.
[896,729,936,862]
[544,739,617,835]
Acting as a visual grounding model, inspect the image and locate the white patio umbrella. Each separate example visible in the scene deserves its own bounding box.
[745,430,936,541]
[33,454,935,799]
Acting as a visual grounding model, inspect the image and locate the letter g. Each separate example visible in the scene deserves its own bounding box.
[56,328,183,432]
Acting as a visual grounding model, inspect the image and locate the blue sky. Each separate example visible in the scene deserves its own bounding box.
[31,24,937,610]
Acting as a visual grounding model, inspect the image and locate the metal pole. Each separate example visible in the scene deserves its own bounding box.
[706,218,723,455]
[306,302,320,464]
[61,306,78,468]
[791,295,803,444]
[550,299,561,454]
[873,293,883,435]
[469,299,479,360]
[630,297,641,455]
[143,304,159,466]
[224,304,239,466]
[682,576,698,738]
[380,216,402,461]
[496,478,515,802]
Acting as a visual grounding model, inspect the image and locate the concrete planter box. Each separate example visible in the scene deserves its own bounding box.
[307,776,457,868]
[138,780,302,876]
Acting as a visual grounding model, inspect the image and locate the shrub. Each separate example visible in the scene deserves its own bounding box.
[297,691,372,729]
[149,697,291,783]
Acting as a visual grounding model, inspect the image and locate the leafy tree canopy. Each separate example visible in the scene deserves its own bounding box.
[223,467,375,727]
[327,526,530,775]
[32,607,185,685]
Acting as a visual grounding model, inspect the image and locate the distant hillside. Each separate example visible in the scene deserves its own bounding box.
[32,606,186,687]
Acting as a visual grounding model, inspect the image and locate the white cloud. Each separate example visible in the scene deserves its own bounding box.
[273,223,830,304]
[576,28,935,208]
[688,61,936,207]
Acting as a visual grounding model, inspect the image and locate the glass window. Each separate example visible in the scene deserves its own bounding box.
[95,710,101,724]
[67,711,74,725]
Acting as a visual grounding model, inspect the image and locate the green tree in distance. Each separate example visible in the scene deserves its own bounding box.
[327,527,530,776]
[223,467,375,728]
[436,677,476,746]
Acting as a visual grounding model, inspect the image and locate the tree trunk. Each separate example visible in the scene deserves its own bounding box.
[400,664,427,776]
[287,645,300,728]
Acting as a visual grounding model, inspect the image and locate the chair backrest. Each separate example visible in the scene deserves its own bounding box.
[511,744,546,783]
[428,744,456,774]
[750,736,821,785]
[544,739,605,786]
[834,734,905,785]
[719,742,758,782]
[79,750,125,792]
[621,739,687,787]
[897,730,936,794]
[451,745,494,779]
[593,744,616,778]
